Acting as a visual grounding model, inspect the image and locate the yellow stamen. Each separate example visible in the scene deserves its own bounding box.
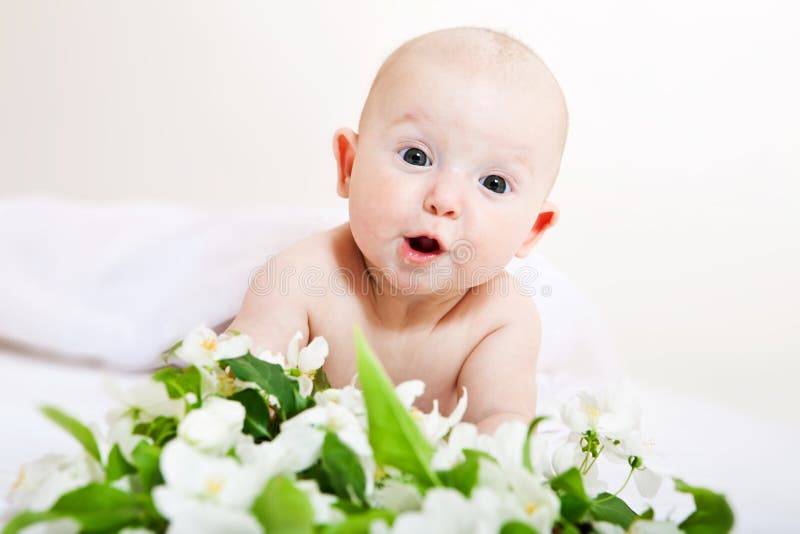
[525,503,538,515]
[375,465,387,480]
[205,479,224,496]
[11,467,25,490]
[202,338,218,351]
[217,373,236,396]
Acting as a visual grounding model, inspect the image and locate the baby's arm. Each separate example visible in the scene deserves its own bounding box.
[226,248,311,356]
[456,296,541,436]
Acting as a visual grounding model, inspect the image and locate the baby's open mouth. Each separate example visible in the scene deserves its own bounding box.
[406,236,442,254]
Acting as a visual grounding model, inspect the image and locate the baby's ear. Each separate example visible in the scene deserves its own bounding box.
[515,200,560,259]
[332,127,358,198]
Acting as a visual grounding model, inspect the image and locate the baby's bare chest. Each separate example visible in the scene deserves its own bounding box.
[307,299,481,415]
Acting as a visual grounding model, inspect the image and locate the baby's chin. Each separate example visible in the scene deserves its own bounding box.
[362,267,469,298]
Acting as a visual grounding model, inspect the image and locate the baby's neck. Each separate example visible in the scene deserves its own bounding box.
[363,271,466,331]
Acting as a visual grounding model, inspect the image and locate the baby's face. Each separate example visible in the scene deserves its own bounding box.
[339,56,564,294]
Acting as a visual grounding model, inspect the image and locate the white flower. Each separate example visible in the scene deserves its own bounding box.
[552,438,584,474]
[100,415,143,464]
[431,422,479,470]
[175,326,251,368]
[506,469,561,533]
[177,397,245,455]
[262,424,325,474]
[153,440,264,534]
[6,453,103,513]
[369,480,423,513]
[394,380,469,444]
[417,388,469,444]
[256,331,329,397]
[279,400,375,495]
[394,380,425,409]
[551,437,608,496]
[629,520,684,534]
[281,400,371,458]
[12,518,81,533]
[561,385,641,442]
[296,479,346,524]
[593,522,626,534]
[105,377,184,423]
[478,421,551,476]
[314,385,366,420]
[606,430,670,498]
[382,487,488,534]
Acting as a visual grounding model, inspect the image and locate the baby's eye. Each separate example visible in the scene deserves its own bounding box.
[479,175,510,194]
[399,147,432,167]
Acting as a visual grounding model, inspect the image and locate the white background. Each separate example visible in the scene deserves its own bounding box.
[1,0,797,441]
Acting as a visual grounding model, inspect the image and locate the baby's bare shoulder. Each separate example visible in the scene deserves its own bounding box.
[454,271,541,424]
[467,270,540,328]
[227,225,346,354]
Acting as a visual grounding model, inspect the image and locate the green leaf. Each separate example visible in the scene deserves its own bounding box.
[550,468,588,500]
[322,432,368,507]
[152,365,201,402]
[550,468,590,523]
[522,416,547,473]
[314,367,333,393]
[500,520,539,534]
[640,507,655,520]
[590,492,638,529]
[230,388,274,441]
[559,494,591,524]
[132,416,178,446]
[297,459,336,495]
[131,440,164,492]
[436,449,485,497]
[221,354,311,420]
[0,511,62,534]
[354,326,439,487]
[320,509,395,534]
[105,444,135,483]
[252,475,314,534]
[51,483,143,532]
[675,478,735,534]
[40,406,101,463]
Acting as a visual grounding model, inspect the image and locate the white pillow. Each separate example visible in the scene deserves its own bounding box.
[0,195,622,379]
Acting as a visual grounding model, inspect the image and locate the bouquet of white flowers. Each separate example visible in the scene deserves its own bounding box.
[2,326,733,534]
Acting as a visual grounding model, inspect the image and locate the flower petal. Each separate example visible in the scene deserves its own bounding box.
[298,336,329,372]
[286,330,303,368]
[395,380,425,408]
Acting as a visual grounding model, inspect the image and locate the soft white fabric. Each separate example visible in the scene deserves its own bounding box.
[0,195,622,380]
[0,196,348,369]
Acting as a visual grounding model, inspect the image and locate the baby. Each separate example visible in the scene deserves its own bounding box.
[227,27,568,435]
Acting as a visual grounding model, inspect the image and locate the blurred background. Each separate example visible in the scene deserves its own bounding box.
[1,0,797,444]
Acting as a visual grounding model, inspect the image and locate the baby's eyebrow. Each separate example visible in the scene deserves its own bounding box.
[388,111,432,129]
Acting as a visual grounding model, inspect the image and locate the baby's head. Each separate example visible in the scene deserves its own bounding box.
[333,27,568,292]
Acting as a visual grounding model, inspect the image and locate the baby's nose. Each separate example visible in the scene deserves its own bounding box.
[423,174,463,219]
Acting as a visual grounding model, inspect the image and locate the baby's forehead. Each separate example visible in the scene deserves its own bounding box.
[365,35,564,129]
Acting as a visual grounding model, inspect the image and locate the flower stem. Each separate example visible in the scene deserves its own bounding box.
[614,466,635,496]
[596,466,636,503]
[579,451,590,473]
[582,445,604,475]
